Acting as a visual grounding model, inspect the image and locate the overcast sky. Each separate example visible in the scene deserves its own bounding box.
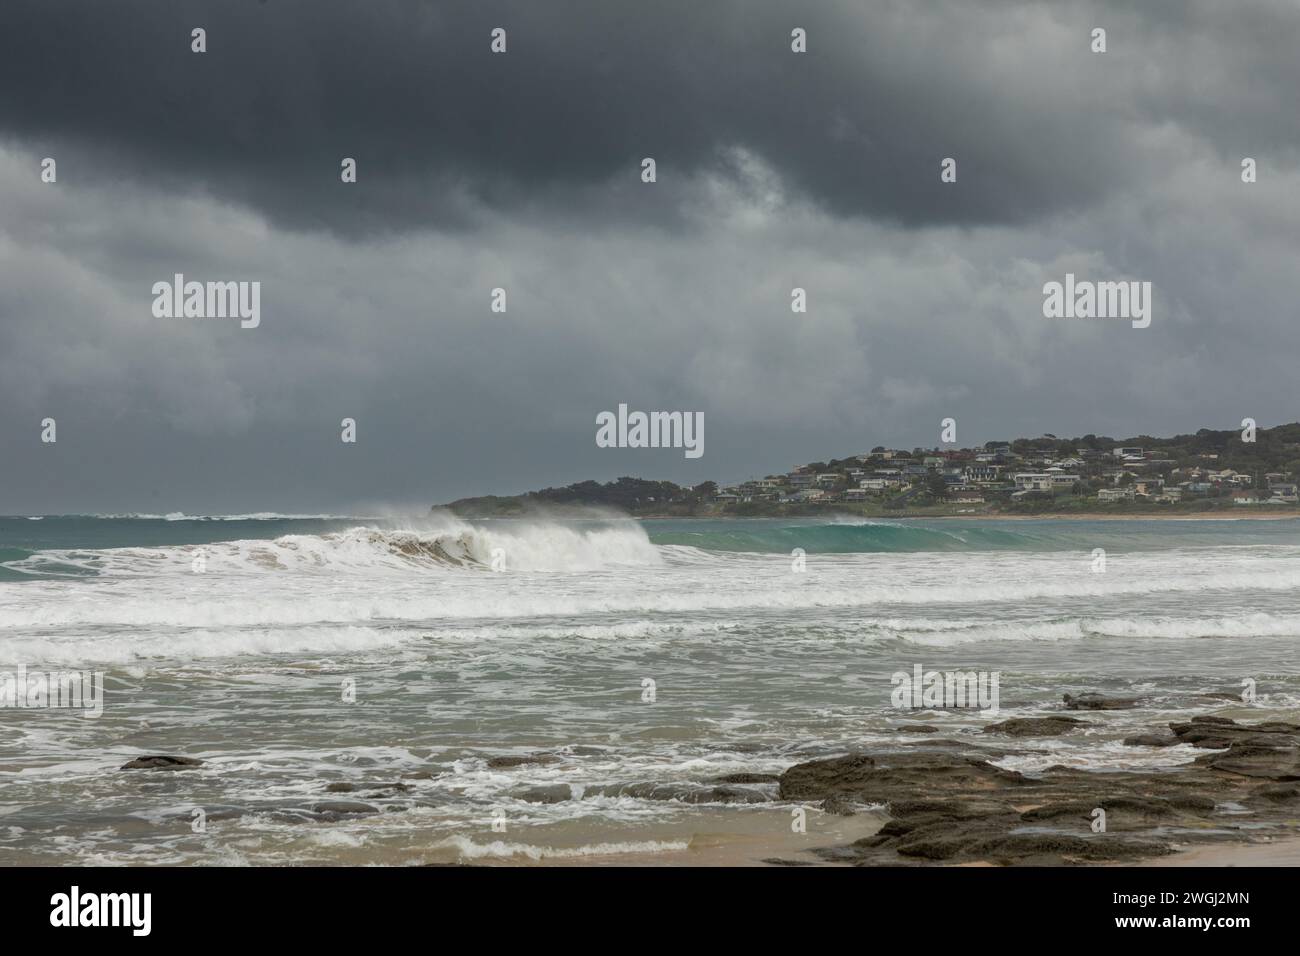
[2,0,1298,513]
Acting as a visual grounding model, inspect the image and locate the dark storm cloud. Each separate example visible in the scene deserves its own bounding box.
[2,0,1300,514]
[6,0,1290,235]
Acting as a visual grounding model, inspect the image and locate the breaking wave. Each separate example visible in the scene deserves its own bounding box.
[1,517,662,578]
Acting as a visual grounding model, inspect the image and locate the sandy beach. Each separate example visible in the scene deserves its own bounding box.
[1149,838,1300,867]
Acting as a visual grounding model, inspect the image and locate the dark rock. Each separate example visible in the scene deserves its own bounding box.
[1247,721,1300,733]
[781,716,1300,866]
[582,781,771,804]
[362,782,411,794]
[899,831,1172,863]
[515,784,572,804]
[584,782,675,801]
[1196,740,1300,781]
[120,755,204,771]
[1257,785,1300,802]
[1021,795,1214,824]
[779,752,1024,803]
[710,772,780,784]
[326,780,410,795]
[779,754,876,799]
[1123,734,1181,747]
[309,801,378,815]
[1169,718,1300,751]
[820,794,859,816]
[681,786,771,805]
[887,798,1016,822]
[1063,693,1140,710]
[1167,794,1220,813]
[897,725,942,734]
[486,753,561,769]
[1018,800,1103,822]
[983,716,1088,737]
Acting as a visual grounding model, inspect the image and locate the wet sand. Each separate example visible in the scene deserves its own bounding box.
[459,807,884,867]
[1149,837,1300,867]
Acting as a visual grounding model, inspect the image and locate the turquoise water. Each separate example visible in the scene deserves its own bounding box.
[647,515,1300,553]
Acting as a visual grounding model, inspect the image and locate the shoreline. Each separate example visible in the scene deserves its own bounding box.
[755,707,1300,867]
[594,834,1300,868]
[520,832,1300,868]
[1146,836,1300,867]
[432,704,1300,868]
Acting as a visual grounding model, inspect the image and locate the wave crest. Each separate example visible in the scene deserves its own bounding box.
[2,517,662,577]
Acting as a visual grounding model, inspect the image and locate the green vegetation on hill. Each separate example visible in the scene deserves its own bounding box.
[437,422,1300,517]
[444,477,713,517]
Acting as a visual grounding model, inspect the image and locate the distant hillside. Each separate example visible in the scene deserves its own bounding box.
[436,422,1300,517]
[441,477,710,517]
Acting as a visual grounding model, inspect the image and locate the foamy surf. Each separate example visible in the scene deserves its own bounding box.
[4,515,1300,865]
[436,836,692,861]
[1,516,662,578]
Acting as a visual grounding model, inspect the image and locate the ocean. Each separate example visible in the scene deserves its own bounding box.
[2,513,1298,865]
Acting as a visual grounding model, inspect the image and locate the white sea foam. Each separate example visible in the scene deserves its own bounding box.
[0,625,403,664]
[991,741,1203,774]
[39,513,373,521]
[4,532,1300,648]
[4,519,1300,672]
[3,516,662,578]
[437,835,691,860]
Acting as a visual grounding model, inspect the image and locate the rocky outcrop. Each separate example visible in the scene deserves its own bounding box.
[309,800,378,815]
[120,755,204,771]
[1063,692,1141,710]
[486,753,561,769]
[1122,733,1181,747]
[774,716,1300,866]
[584,782,773,804]
[515,784,573,804]
[710,772,781,784]
[780,752,1026,803]
[325,781,411,795]
[983,716,1089,737]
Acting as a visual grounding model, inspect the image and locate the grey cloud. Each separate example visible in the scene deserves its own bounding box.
[5,0,1293,237]
[1,1,1299,513]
